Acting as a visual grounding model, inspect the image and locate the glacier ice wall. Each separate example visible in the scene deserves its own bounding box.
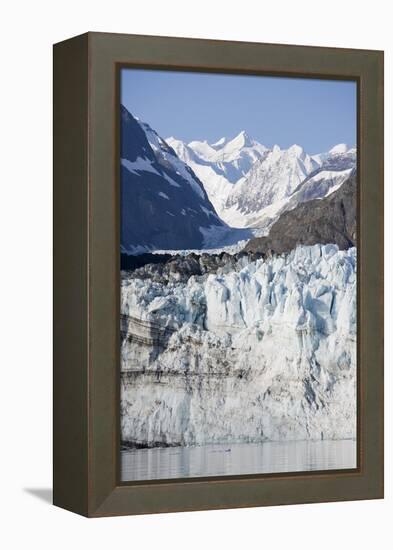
[120,244,356,447]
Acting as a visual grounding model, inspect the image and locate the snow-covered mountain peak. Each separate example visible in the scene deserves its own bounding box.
[265,143,307,168]
[169,131,268,221]
[166,136,193,158]
[312,144,356,171]
[166,136,180,146]
[223,143,321,226]
[187,131,266,164]
[329,143,349,155]
[224,130,254,150]
[211,137,227,149]
[288,144,304,157]
[187,139,217,161]
[165,126,356,233]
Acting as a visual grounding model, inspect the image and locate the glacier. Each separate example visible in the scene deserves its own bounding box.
[120,244,357,448]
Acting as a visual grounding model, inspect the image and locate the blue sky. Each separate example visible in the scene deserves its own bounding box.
[121,69,357,154]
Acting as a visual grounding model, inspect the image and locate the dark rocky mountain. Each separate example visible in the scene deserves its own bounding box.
[120,105,225,253]
[245,172,356,255]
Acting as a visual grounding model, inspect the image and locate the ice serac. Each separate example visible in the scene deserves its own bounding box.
[120,105,225,254]
[120,244,356,447]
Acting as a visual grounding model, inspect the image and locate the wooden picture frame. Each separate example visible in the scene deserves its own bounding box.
[53,32,384,517]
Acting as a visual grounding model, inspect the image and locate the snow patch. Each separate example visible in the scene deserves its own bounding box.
[200,205,217,218]
[121,157,159,176]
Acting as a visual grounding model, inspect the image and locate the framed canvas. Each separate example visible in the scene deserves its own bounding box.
[53,32,384,517]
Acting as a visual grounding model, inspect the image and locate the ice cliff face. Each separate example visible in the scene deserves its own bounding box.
[121,244,356,447]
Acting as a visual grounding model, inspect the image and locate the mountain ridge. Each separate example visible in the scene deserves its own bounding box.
[169,131,356,229]
[121,108,357,256]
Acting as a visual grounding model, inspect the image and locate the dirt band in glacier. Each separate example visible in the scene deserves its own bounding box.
[119,69,357,480]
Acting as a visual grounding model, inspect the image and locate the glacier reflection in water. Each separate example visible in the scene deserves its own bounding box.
[121,439,357,482]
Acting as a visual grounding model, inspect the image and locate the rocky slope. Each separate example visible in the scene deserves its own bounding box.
[245,172,356,255]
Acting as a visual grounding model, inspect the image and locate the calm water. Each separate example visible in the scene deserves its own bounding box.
[121,439,357,481]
